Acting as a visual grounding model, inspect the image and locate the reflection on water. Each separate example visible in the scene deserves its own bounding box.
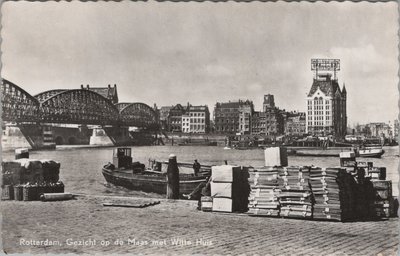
[2,145,399,197]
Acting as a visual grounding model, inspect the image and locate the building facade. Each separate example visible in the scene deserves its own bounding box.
[306,74,347,137]
[263,95,284,136]
[181,105,210,133]
[285,111,306,137]
[238,104,253,134]
[214,100,253,134]
[168,104,185,132]
[251,111,266,135]
[181,114,190,133]
[159,106,172,130]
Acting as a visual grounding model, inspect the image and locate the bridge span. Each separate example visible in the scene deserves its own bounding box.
[1,79,161,150]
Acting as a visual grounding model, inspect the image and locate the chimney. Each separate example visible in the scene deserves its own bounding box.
[81,84,84,89]
[87,84,90,89]
[108,84,111,88]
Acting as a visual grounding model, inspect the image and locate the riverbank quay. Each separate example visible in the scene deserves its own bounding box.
[1,194,398,255]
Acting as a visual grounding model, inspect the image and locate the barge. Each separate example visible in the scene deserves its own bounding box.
[102,148,211,196]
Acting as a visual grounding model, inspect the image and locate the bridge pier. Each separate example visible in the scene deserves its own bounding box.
[89,126,132,146]
[89,127,114,146]
[1,123,56,151]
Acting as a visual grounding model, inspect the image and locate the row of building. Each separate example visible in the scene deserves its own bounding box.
[158,72,347,138]
[157,95,307,138]
[350,120,399,141]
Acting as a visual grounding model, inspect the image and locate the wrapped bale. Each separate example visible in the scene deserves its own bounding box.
[13,185,23,201]
[247,166,282,217]
[15,159,43,184]
[309,167,358,221]
[41,160,60,183]
[23,184,41,201]
[370,180,392,219]
[264,147,288,167]
[1,185,14,200]
[278,166,313,219]
[2,161,24,185]
[211,165,249,213]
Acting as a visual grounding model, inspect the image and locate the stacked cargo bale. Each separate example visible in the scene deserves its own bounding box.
[1,158,64,201]
[41,160,61,183]
[16,159,44,184]
[278,166,313,219]
[211,165,249,213]
[1,161,23,200]
[370,180,392,219]
[309,167,357,221]
[2,161,24,186]
[247,166,281,217]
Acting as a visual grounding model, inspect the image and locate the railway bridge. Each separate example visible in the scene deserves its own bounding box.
[1,79,160,150]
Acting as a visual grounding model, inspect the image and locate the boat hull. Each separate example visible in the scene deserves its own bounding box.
[358,149,385,158]
[102,168,206,195]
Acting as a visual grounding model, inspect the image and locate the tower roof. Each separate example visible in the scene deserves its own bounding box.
[307,75,341,97]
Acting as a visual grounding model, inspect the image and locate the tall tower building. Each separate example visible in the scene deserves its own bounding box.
[263,94,275,111]
[306,59,347,137]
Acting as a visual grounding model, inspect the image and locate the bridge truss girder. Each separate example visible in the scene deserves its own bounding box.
[40,89,120,125]
[119,102,159,129]
[2,79,40,122]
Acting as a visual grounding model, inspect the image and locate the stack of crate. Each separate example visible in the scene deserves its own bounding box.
[211,165,248,213]
[310,167,356,221]
[278,166,313,219]
[370,180,392,219]
[1,158,64,201]
[41,160,61,183]
[247,166,281,217]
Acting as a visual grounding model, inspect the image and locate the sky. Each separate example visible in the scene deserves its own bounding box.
[1,1,398,126]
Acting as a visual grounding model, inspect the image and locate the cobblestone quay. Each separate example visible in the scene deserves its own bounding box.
[1,195,398,255]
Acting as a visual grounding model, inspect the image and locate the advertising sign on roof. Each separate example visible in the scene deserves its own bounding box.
[311,59,340,71]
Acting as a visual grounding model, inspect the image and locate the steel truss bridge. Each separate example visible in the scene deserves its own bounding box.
[1,79,159,129]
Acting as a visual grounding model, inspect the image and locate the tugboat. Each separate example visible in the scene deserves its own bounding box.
[102,148,209,195]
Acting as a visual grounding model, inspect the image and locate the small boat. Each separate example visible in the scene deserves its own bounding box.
[289,147,354,157]
[102,148,210,196]
[357,146,385,158]
[177,141,217,146]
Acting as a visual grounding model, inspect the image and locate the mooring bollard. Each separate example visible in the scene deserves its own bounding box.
[167,154,179,199]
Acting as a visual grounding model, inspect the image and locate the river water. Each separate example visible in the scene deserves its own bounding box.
[2,146,399,197]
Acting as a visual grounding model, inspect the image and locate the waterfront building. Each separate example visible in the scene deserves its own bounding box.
[238,104,253,134]
[168,104,185,132]
[251,111,266,135]
[81,84,119,104]
[214,100,253,134]
[181,114,190,133]
[285,111,306,137]
[368,122,392,139]
[263,95,284,136]
[159,106,172,130]
[189,105,210,133]
[394,119,399,141]
[306,73,347,137]
[181,105,210,133]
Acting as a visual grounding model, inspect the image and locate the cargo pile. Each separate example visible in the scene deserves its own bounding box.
[309,167,357,221]
[247,166,281,217]
[1,158,65,201]
[278,166,313,219]
[371,180,392,219]
[201,148,396,222]
[210,165,249,213]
